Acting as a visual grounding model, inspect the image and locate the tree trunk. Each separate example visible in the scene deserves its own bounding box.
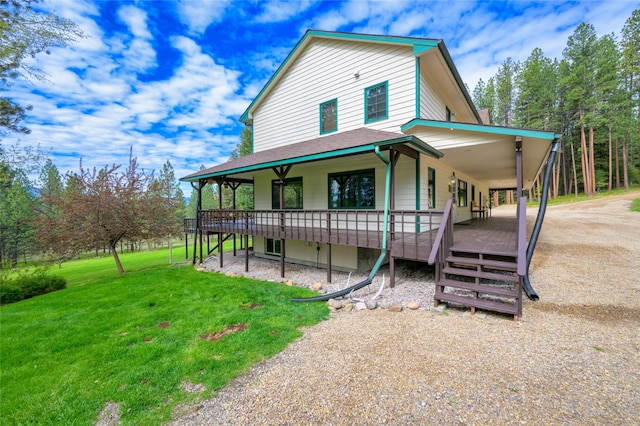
[570,138,578,198]
[615,136,620,189]
[110,240,125,274]
[623,139,630,190]
[589,126,596,193]
[608,128,613,191]
[580,120,589,195]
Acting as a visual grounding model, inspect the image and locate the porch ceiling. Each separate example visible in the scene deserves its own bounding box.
[401,119,559,190]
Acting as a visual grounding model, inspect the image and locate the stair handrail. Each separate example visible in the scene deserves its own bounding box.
[428,198,454,266]
[516,196,527,276]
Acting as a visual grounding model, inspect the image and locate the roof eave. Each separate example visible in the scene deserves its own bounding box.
[180,135,442,183]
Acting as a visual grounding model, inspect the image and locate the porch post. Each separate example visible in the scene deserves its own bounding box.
[326,243,332,283]
[515,136,523,198]
[217,178,224,269]
[273,165,291,279]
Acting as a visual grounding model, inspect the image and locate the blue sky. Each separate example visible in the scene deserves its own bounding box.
[5,0,638,192]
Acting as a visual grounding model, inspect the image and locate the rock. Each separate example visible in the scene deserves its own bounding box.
[406,301,420,310]
[285,279,293,286]
[388,304,403,312]
[355,302,367,310]
[365,299,377,310]
[342,302,354,312]
[196,267,206,272]
[311,283,323,291]
[225,271,238,277]
[433,303,448,313]
[327,299,342,309]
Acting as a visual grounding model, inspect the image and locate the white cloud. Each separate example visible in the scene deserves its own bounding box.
[254,0,318,23]
[176,0,231,34]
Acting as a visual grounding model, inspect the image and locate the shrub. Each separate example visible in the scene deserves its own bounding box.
[0,272,67,305]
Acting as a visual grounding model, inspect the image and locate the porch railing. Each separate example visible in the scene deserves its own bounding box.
[427,198,454,281]
[186,208,446,259]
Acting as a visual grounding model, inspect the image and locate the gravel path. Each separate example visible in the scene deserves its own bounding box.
[169,192,640,425]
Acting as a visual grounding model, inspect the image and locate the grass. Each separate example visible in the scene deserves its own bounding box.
[0,245,328,425]
[526,186,640,208]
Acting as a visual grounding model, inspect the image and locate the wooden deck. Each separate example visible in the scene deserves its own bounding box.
[185,210,518,263]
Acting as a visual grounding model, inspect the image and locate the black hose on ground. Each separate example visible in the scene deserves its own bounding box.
[291,278,373,302]
[523,138,561,301]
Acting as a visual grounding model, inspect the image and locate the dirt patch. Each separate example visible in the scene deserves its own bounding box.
[531,301,640,324]
[94,402,120,426]
[239,303,262,309]
[200,323,247,341]
[157,322,171,329]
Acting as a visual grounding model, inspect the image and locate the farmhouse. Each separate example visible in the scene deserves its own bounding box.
[181,30,560,320]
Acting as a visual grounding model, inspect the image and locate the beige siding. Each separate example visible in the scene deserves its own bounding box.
[253,39,417,152]
[419,72,446,121]
[393,155,417,210]
[417,154,489,223]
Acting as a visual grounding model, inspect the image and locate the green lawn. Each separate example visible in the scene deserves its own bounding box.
[0,246,328,425]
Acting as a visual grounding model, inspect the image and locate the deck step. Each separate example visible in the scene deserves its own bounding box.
[442,266,520,283]
[434,291,520,316]
[446,255,517,270]
[449,246,515,257]
[436,278,520,298]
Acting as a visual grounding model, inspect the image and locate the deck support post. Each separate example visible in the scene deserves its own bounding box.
[219,233,223,268]
[389,256,395,288]
[326,243,332,283]
[244,234,249,272]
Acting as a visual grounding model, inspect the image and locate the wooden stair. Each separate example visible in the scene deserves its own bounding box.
[434,248,523,320]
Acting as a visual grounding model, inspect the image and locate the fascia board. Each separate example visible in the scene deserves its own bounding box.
[402,119,558,140]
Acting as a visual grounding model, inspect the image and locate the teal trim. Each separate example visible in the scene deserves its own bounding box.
[428,167,436,209]
[250,124,254,154]
[180,135,443,182]
[415,155,420,210]
[319,98,338,135]
[401,119,559,140]
[374,147,391,250]
[415,57,421,119]
[364,81,388,124]
[413,44,436,55]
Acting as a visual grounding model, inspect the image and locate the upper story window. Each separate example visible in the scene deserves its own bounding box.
[272,177,303,209]
[328,169,375,209]
[320,99,337,134]
[365,81,388,123]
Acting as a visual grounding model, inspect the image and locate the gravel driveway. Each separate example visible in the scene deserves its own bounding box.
[170,192,640,425]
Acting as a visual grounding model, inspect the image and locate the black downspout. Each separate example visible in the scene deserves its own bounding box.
[523,138,561,300]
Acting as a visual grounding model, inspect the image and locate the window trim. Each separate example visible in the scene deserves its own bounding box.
[458,179,468,207]
[319,98,338,135]
[427,167,436,209]
[271,177,303,209]
[328,168,376,210]
[265,238,281,255]
[364,81,388,124]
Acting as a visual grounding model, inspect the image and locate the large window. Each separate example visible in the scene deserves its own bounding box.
[320,99,337,134]
[458,179,468,207]
[365,81,388,123]
[329,169,375,209]
[272,177,303,209]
